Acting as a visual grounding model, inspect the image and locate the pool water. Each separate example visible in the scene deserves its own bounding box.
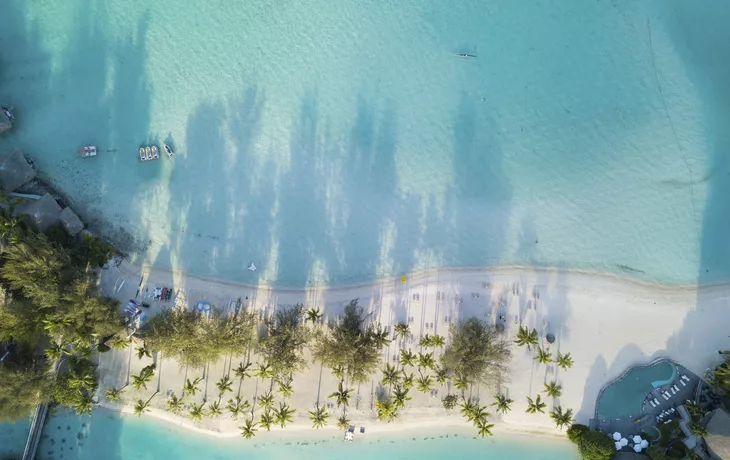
[597,360,676,419]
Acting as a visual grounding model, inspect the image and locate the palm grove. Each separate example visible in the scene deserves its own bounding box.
[0,207,121,420]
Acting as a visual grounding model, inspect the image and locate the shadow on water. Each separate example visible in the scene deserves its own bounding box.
[660,2,730,371]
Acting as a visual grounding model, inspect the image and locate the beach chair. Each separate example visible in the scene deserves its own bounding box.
[670,387,677,395]
[654,398,660,405]
[672,385,680,392]
[662,393,669,401]
[679,379,687,387]
[649,400,656,408]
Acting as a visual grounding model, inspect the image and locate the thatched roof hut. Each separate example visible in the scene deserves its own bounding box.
[706,409,730,459]
[15,193,62,232]
[0,150,36,192]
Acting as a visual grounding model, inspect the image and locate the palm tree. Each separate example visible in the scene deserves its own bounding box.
[259,410,275,431]
[399,349,417,367]
[105,387,124,403]
[416,375,434,393]
[460,400,479,423]
[393,385,412,409]
[131,364,156,390]
[435,368,448,385]
[207,400,223,418]
[556,352,574,370]
[431,335,446,347]
[226,396,250,419]
[254,361,274,380]
[689,422,708,439]
[526,395,547,414]
[274,403,296,428]
[73,395,94,416]
[544,381,562,398]
[183,377,203,397]
[233,361,252,396]
[454,375,469,392]
[492,394,513,415]
[417,352,436,370]
[375,398,398,422]
[216,376,234,397]
[328,381,352,407]
[470,405,490,427]
[277,378,294,399]
[136,343,152,360]
[476,419,495,438]
[514,326,539,350]
[305,307,323,325]
[167,395,184,414]
[239,418,258,439]
[535,348,552,365]
[45,342,66,360]
[549,406,574,430]
[257,390,275,410]
[109,336,130,350]
[418,334,434,348]
[336,414,350,430]
[401,371,415,389]
[381,363,401,387]
[134,399,150,417]
[393,322,410,341]
[372,327,391,348]
[188,402,206,422]
[308,406,330,429]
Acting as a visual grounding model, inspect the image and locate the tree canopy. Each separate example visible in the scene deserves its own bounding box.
[440,317,511,388]
[312,299,388,383]
[257,304,310,380]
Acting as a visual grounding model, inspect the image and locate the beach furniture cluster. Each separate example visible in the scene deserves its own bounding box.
[153,286,173,302]
[77,146,97,157]
[611,432,649,453]
[124,299,148,330]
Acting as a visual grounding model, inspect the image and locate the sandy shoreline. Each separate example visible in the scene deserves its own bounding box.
[95,262,729,443]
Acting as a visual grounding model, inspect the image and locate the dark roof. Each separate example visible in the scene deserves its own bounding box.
[15,193,62,232]
[0,150,36,192]
[707,409,730,460]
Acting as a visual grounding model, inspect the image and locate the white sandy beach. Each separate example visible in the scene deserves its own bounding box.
[95,262,730,442]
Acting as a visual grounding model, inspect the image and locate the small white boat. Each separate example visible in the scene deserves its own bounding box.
[163,143,174,157]
[78,146,97,157]
[139,145,160,161]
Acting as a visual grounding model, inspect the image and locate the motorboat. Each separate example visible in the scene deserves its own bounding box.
[163,143,174,157]
[1,105,14,120]
[139,145,160,161]
[455,53,477,58]
[78,145,97,157]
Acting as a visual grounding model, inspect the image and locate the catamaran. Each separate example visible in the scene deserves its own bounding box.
[77,146,97,157]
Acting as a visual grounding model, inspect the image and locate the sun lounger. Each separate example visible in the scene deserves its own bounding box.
[679,379,687,387]
[670,387,677,395]
[649,400,656,408]
[662,393,669,400]
[654,398,660,405]
[672,385,680,392]
[681,375,690,382]
[664,392,672,399]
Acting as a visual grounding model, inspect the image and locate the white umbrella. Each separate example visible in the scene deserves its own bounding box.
[633,435,642,444]
[613,432,621,441]
[634,444,643,453]
[620,438,628,446]
[641,440,649,448]
[614,441,622,451]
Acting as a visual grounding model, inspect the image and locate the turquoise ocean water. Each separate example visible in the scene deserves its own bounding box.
[2,0,730,457]
[2,0,730,288]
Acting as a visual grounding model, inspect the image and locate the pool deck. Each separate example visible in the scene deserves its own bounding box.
[590,361,701,438]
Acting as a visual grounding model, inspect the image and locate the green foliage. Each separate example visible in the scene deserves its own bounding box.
[336,414,350,430]
[556,352,574,370]
[476,419,494,438]
[207,400,222,418]
[525,395,546,414]
[183,377,203,396]
[142,308,257,370]
[188,402,205,422]
[276,378,294,399]
[133,399,150,416]
[52,358,97,415]
[274,403,295,428]
[535,348,552,365]
[393,322,410,340]
[258,304,309,380]
[514,326,539,350]
[401,371,414,389]
[105,387,124,403]
[257,391,274,410]
[417,352,436,370]
[549,406,573,429]
[375,397,398,422]
[688,422,708,439]
[566,424,589,443]
[0,354,52,422]
[492,393,513,414]
[239,418,258,439]
[381,363,401,387]
[259,410,274,431]
[254,361,274,380]
[399,349,416,367]
[416,374,433,393]
[419,334,446,348]
[75,234,115,268]
[216,376,234,396]
[136,343,152,360]
[543,381,562,398]
[311,299,389,383]
[441,394,459,410]
[167,395,184,414]
[440,317,511,389]
[131,364,156,391]
[328,381,352,407]
[308,406,330,429]
[392,385,412,409]
[646,445,668,460]
[573,430,614,460]
[712,351,730,396]
[226,396,249,419]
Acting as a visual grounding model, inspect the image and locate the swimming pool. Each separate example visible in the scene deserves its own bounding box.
[596,360,677,419]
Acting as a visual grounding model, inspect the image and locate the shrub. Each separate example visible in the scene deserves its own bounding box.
[567,423,589,443]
